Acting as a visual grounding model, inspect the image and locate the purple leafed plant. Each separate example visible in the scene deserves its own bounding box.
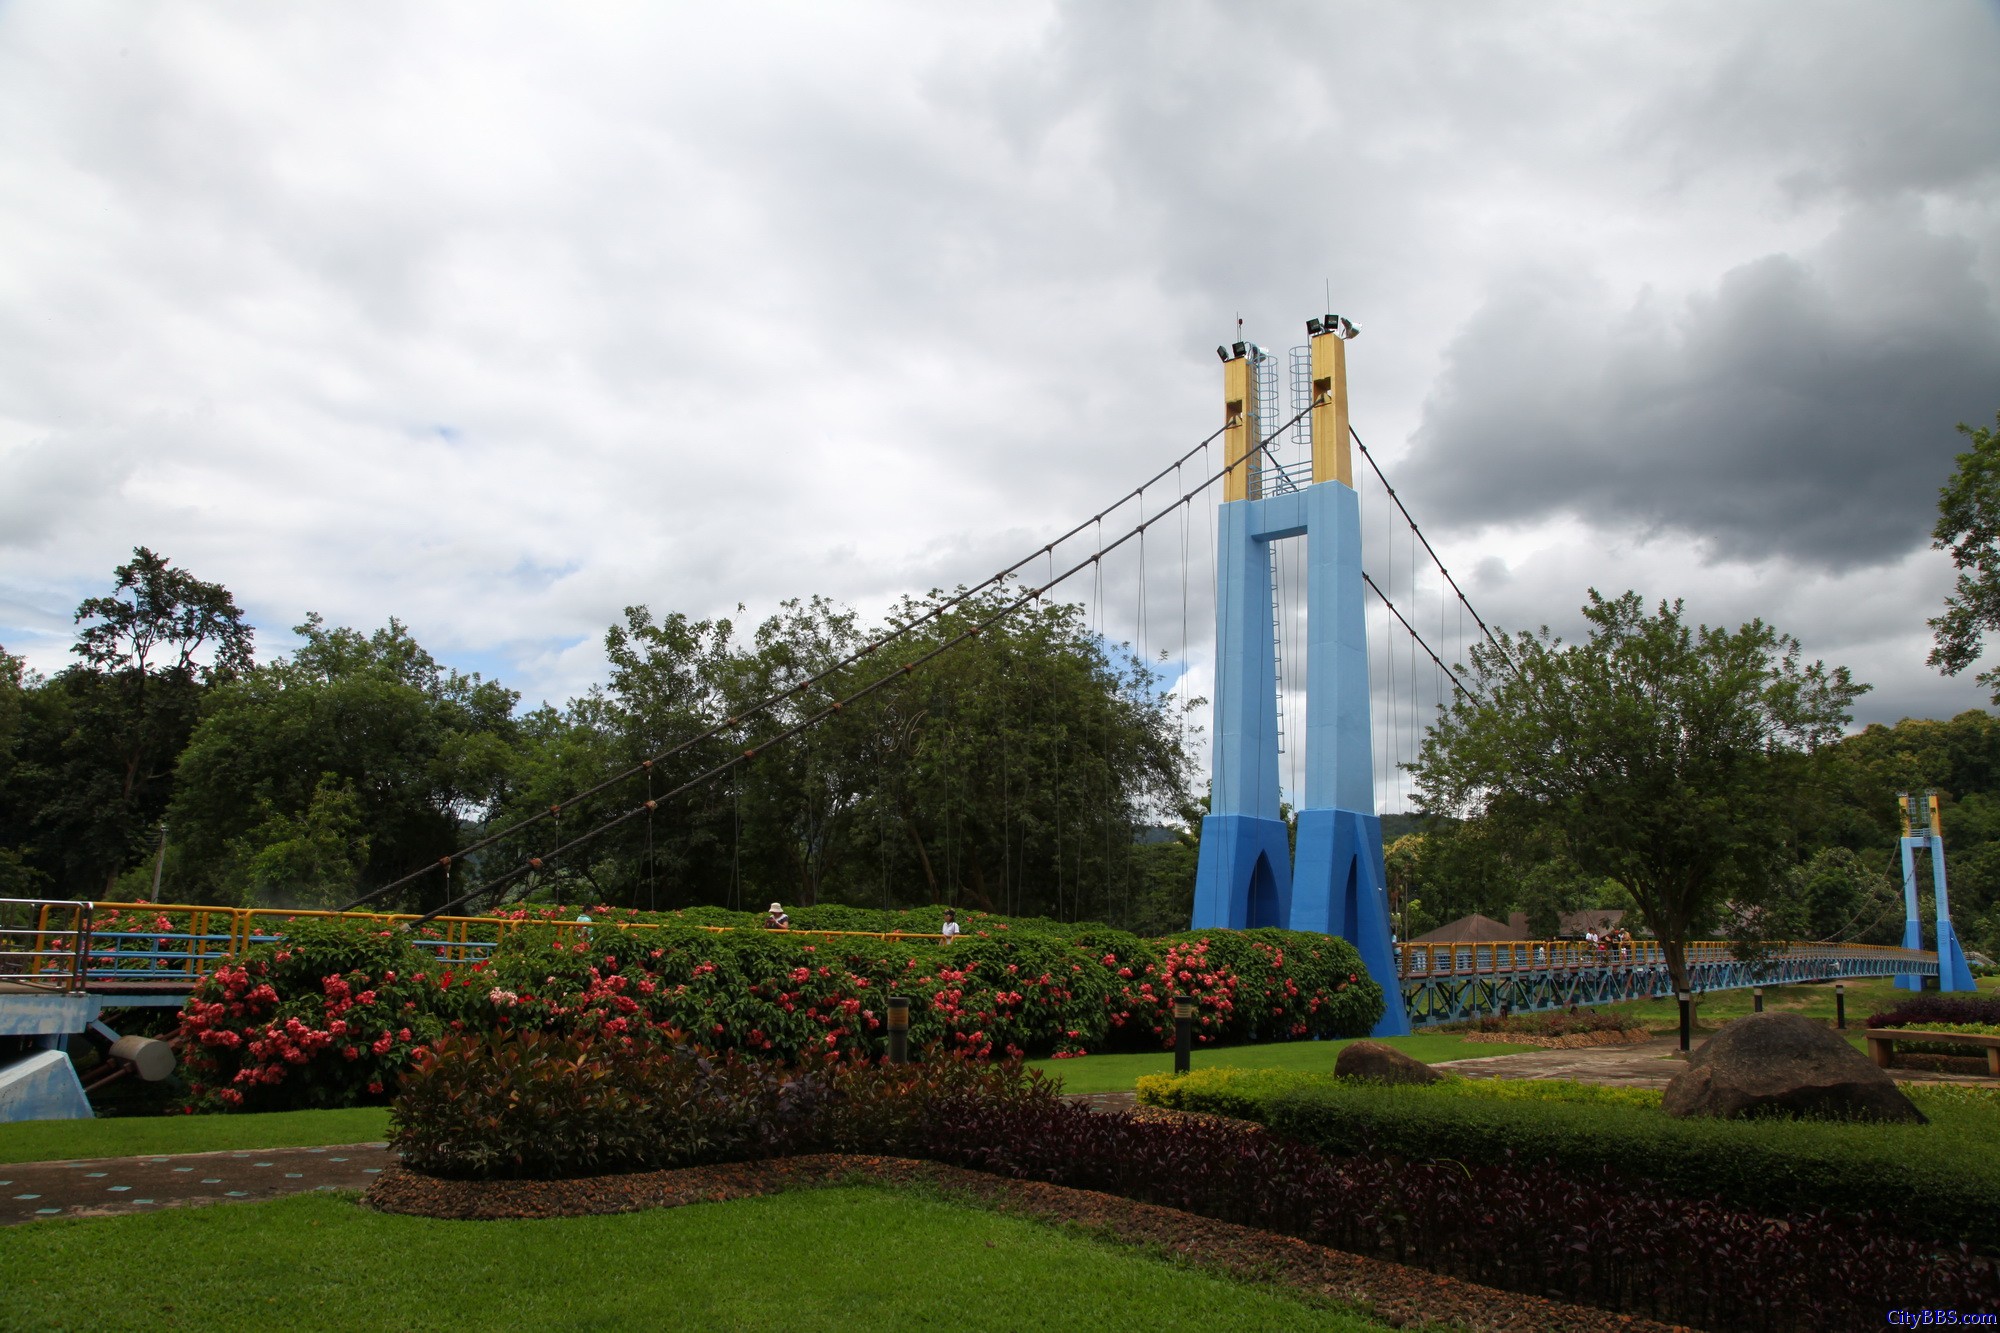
[916,1097,1999,1333]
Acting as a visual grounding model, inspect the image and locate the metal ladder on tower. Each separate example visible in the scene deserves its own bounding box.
[1271,572,1286,755]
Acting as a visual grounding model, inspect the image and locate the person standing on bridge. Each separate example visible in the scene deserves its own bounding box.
[764,902,790,930]
[941,909,960,941]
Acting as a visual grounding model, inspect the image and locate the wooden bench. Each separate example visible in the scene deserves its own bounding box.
[1864,1028,2000,1076]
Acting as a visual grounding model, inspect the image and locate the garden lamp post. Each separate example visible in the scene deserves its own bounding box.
[886,996,909,1065]
[1835,982,1846,1031]
[1173,995,1195,1074]
[1677,990,1692,1053]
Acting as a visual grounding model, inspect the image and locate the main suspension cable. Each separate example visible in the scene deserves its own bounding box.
[1362,571,1472,699]
[408,403,1318,925]
[345,420,1231,913]
[1350,425,1509,662]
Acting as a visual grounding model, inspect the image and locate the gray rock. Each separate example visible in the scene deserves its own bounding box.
[1663,1012,1926,1123]
[1335,1039,1444,1085]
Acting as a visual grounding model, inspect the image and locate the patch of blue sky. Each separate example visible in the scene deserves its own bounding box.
[0,579,101,671]
[504,556,582,592]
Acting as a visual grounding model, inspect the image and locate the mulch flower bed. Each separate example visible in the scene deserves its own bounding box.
[366,1154,1690,1333]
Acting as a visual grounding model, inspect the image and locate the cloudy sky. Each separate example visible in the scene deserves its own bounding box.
[3,2,1998,807]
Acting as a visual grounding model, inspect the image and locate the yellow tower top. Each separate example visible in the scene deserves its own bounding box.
[1308,316,1355,487]
[1900,790,1944,839]
[1221,344,1262,502]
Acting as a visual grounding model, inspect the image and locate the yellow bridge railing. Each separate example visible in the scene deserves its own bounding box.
[15,899,954,988]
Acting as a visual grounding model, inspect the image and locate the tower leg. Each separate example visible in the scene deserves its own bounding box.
[1191,815,1294,930]
[1896,838,1924,992]
[1929,835,1977,992]
[1293,807,1410,1036]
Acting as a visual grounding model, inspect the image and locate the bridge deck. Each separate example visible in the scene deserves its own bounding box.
[2,898,1947,1028]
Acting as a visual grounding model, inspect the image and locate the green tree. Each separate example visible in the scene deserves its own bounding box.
[224,773,372,909]
[1929,409,2000,698]
[730,596,874,908]
[8,549,253,894]
[169,616,518,908]
[0,646,47,896]
[826,587,1192,924]
[483,605,744,911]
[1412,590,1867,991]
[481,584,1196,926]
[1784,846,1902,945]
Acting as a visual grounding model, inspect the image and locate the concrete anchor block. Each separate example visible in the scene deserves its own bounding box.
[0,1049,94,1122]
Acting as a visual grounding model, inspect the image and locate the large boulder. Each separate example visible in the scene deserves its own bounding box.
[1335,1040,1443,1085]
[1663,1012,1926,1123]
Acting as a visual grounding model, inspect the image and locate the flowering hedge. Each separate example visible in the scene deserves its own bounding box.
[174,912,1383,1112]
[178,919,446,1110]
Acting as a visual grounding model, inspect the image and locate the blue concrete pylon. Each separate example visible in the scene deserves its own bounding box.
[1190,329,1410,1036]
[1896,833,1978,992]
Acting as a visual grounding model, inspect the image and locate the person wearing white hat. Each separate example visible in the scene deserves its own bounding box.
[764,902,790,930]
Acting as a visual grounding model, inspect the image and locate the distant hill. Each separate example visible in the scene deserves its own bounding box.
[1380,812,1454,842]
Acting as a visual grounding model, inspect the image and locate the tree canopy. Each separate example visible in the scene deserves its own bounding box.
[1411,590,1867,990]
[0,564,1194,924]
[476,586,1194,925]
[0,548,253,894]
[167,615,521,909]
[1929,409,2000,699]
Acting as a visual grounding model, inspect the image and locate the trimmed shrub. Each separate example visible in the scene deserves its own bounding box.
[919,1097,1998,1333]
[1136,1068,2000,1252]
[390,1030,1058,1178]
[1432,1006,1635,1038]
[178,912,1380,1109]
[1867,995,2000,1028]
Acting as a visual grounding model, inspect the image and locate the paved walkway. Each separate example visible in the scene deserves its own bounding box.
[1070,1035,1997,1110]
[1435,1038,1688,1087]
[1,1142,396,1226]
[1434,1035,1995,1087]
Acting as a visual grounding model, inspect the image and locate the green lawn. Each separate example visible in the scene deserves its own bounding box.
[0,1186,1383,1332]
[1599,975,2000,1035]
[0,1106,392,1165]
[1029,1034,1531,1096]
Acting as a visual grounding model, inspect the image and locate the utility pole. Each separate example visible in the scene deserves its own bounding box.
[149,822,168,902]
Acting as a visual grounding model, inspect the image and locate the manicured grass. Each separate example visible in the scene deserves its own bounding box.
[1030,1034,1531,1096]
[1600,975,2000,1034]
[0,1186,1384,1332]
[0,1107,392,1165]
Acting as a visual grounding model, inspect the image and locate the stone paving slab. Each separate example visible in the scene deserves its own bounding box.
[1,1142,397,1225]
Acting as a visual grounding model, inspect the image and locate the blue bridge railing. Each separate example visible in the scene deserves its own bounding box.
[1397,938,1939,1025]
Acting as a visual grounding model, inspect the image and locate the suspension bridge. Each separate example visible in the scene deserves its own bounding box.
[0,311,1964,1118]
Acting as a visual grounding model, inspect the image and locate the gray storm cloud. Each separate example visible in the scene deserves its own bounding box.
[1402,207,2000,569]
[0,0,1996,736]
